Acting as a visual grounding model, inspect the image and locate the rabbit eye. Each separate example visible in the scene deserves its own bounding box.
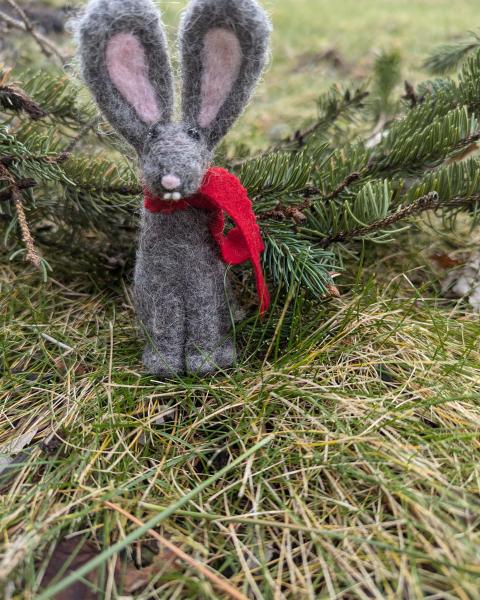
[187,127,201,141]
[147,127,159,140]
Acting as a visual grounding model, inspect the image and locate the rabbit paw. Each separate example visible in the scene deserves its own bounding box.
[142,349,184,378]
[186,343,236,375]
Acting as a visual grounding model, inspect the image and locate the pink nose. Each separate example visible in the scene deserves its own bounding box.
[161,175,181,190]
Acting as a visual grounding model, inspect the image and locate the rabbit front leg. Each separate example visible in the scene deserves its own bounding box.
[134,213,187,377]
[184,269,236,374]
[182,211,236,375]
[134,276,186,376]
[134,265,186,376]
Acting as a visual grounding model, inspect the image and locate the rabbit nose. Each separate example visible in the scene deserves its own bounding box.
[161,175,181,190]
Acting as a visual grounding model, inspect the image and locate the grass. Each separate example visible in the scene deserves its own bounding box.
[2,1,480,598]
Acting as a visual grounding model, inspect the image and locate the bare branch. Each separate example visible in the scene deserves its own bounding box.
[0,3,66,65]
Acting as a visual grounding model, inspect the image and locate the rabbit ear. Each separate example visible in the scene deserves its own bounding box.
[76,0,174,151]
[180,0,271,149]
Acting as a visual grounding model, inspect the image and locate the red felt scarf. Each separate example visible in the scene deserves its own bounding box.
[144,167,270,315]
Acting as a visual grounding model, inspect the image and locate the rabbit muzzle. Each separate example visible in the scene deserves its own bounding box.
[140,123,212,200]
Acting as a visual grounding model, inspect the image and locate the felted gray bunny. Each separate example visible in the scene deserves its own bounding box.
[76,0,271,376]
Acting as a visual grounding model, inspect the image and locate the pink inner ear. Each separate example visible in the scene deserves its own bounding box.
[106,33,160,124]
[198,28,242,129]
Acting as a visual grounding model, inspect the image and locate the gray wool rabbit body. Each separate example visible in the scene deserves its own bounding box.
[76,0,271,376]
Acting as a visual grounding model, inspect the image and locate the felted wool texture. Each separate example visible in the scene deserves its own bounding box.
[198,29,242,128]
[180,0,272,150]
[76,0,271,375]
[106,32,161,124]
[140,123,211,199]
[134,207,235,376]
[75,0,174,151]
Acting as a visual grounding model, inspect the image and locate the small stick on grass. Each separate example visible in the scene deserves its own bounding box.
[105,501,249,600]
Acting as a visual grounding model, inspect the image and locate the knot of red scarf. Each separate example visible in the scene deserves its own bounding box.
[144,167,270,315]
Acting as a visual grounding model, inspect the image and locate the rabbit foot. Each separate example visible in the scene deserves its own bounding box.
[186,343,236,375]
[142,349,184,378]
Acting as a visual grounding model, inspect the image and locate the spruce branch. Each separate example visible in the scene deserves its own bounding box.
[317,191,480,248]
[319,192,439,247]
[230,86,368,168]
[281,87,370,149]
[257,171,364,222]
[424,32,480,75]
[0,151,70,167]
[2,70,97,127]
[371,50,402,121]
[253,116,480,226]
[64,117,102,153]
[264,226,337,298]
[324,171,364,200]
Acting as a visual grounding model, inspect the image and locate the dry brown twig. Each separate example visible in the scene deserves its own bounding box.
[104,501,249,600]
[0,163,41,269]
[0,83,48,119]
[11,186,41,269]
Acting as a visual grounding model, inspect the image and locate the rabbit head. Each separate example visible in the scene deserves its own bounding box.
[76,0,271,200]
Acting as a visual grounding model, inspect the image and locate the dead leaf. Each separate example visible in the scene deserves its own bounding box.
[431,252,464,270]
[39,537,176,597]
[327,284,341,298]
[441,252,480,311]
[120,549,176,593]
[0,427,38,457]
[39,538,105,600]
[53,357,89,376]
[0,426,39,477]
